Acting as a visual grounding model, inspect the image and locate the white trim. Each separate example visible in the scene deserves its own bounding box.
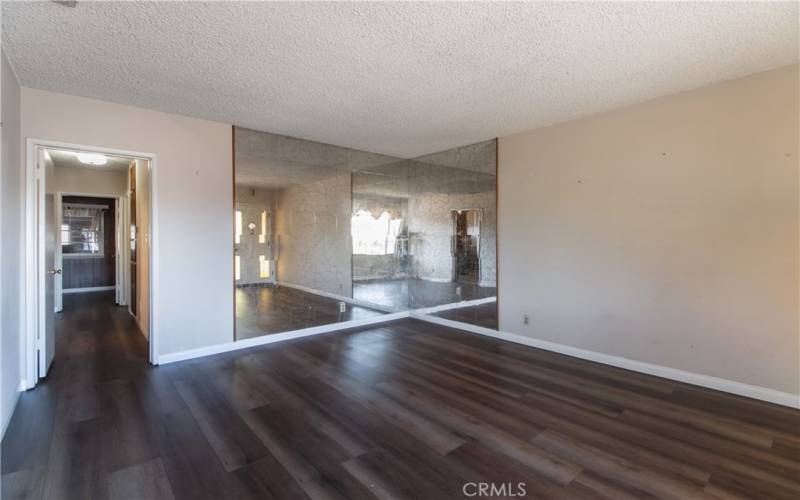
[415,276,452,283]
[36,147,48,378]
[411,312,800,409]
[24,139,159,385]
[58,191,124,200]
[148,158,159,365]
[54,194,62,312]
[412,296,496,315]
[159,311,410,365]
[277,281,397,313]
[114,197,123,304]
[62,286,116,294]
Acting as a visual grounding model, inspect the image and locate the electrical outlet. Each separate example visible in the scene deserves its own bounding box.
[339,301,347,313]
[456,286,462,297]
[523,314,530,326]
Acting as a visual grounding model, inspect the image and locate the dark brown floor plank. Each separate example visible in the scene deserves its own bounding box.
[2,291,799,500]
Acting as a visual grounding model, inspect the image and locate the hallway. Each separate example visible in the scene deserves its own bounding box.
[3,293,800,499]
[1,292,153,499]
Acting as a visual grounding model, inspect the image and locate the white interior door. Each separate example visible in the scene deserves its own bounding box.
[54,193,63,312]
[115,197,123,304]
[38,148,57,377]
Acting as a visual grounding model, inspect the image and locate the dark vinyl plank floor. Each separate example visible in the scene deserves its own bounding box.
[3,292,799,499]
[430,301,498,329]
[353,278,497,311]
[235,285,385,340]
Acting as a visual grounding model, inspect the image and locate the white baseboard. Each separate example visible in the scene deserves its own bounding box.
[277,281,398,313]
[411,312,800,409]
[158,311,410,365]
[155,299,800,409]
[63,285,115,294]
[412,296,496,315]
[415,276,452,283]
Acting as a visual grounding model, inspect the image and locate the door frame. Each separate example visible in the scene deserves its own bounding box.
[24,139,159,389]
[233,201,276,287]
[56,191,126,311]
[450,207,483,284]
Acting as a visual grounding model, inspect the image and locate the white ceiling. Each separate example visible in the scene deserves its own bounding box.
[3,2,798,157]
[47,148,132,172]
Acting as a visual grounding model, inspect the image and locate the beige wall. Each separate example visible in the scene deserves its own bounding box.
[52,165,127,197]
[21,88,233,356]
[499,65,799,395]
[1,48,23,437]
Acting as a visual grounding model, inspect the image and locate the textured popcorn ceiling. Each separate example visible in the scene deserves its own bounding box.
[3,2,797,157]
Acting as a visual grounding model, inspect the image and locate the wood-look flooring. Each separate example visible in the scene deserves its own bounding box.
[3,292,799,499]
[353,278,497,311]
[236,285,385,339]
[431,301,498,329]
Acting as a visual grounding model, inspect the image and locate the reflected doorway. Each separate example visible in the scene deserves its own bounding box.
[452,208,481,285]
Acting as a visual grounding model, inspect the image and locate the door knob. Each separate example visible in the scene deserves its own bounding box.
[49,269,62,275]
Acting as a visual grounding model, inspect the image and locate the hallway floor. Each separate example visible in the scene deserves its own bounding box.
[2,293,799,499]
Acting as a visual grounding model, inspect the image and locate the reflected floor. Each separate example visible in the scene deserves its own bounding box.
[430,301,498,330]
[353,278,496,310]
[236,285,385,340]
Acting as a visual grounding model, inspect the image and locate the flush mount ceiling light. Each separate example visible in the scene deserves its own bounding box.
[74,152,107,165]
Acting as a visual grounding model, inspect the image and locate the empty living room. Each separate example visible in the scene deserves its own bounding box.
[1,2,798,499]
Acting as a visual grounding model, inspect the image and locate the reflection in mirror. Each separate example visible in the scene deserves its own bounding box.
[234,128,400,340]
[351,161,411,311]
[353,140,498,329]
[235,127,497,339]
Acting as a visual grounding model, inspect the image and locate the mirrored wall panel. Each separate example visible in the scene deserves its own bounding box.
[234,128,401,339]
[352,140,497,329]
[235,127,497,340]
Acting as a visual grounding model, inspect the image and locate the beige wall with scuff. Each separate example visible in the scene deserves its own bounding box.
[499,64,799,395]
[21,88,232,356]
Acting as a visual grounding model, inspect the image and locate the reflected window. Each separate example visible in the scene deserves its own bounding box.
[352,210,401,255]
[62,204,105,256]
[235,211,243,244]
[259,210,267,244]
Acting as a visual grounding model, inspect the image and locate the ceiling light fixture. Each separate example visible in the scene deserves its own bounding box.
[74,152,108,165]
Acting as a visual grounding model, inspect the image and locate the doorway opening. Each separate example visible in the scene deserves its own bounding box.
[451,208,482,285]
[25,140,156,388]
[59,195,117,304]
